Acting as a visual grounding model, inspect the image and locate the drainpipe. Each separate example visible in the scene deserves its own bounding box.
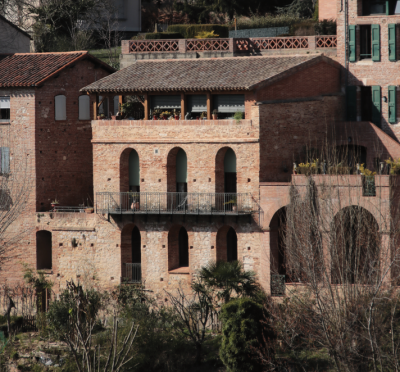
[344,0,348,89]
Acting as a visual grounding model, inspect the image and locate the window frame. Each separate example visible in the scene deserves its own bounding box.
[55,95,67,121]
[0,97,10,123]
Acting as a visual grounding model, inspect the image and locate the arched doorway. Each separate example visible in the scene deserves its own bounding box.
[334,145,367,171]
[224,149,237,193]
[168,225,189,270]
[167,147,187,192]
[120,148,140,193]
[216,226,238,262]
[331,206,380,284]
[36,231,52,270]
[121,224,142,282]
[269,207,287,277]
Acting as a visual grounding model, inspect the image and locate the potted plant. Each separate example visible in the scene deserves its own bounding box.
[212,109,218,120]
[385,158,400,175]
[100,113,106,120]
[85,207,94,214]
[174,109,180,120]
[200,111,207,120]
[51,199,59,210]
[234,111,244,124]
[224,198,237,212]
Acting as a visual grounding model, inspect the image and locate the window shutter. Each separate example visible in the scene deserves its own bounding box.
[349,25,356,62]
[1,147,10,174]
[371,85,381,127]
[389,85,397,124]
[346,86,357,121]
[55,95,66,120]
[389,24,396,61]
[114,96,119,115]
[371,24,381,62]
[78,95,90,120]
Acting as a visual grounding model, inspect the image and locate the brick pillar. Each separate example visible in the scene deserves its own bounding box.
[121,40,130,54]
[308,36,316,50]
[229,38,234,53]
[179,39,186,53]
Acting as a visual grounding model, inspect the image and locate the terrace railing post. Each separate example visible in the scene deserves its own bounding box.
[308,36,316,50]
[179,39,186,53]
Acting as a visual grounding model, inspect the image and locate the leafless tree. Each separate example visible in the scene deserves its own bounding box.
[266,132,400,371]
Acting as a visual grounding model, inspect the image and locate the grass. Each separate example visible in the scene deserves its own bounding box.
[88,47,121,69]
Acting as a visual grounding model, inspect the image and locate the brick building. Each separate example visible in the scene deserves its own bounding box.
[4,0,400,301]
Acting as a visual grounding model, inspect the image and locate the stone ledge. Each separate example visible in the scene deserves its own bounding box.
[52,227,96,231]
[168,267,190,275]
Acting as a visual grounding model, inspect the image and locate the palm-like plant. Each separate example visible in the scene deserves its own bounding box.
[193,260,261,305]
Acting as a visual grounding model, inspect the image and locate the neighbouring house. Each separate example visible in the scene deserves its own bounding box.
[0,51,114,289]
[0,14,31,53]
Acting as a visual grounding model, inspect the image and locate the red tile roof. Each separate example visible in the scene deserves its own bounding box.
[0,51,115,87]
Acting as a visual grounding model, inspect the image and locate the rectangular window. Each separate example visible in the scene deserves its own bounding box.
[346,86,357,121]
[0,97,10,122]
[187,95,207,113]
[213,95,245,114]
[363,0,400,15]
[79,95,90,120]
[389,85,397,124]
[55,95,66,121]
[361,86,372,121]
[151,95,181,111]
[360,25,372,60]
[0,147,10,174]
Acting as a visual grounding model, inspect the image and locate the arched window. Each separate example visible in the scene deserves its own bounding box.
[37,231,52,270]
[79,95,90,120]
[217,226,238,262]
[55,95,66,120]
[121,224,141,282]
[120,148,140,193]
[331,206,380,284]
[168,225,189,271]
[269,207,287,278]
[176,149,187,192]
[224,148,237,193]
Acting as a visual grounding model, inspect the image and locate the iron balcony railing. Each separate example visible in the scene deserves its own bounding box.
[122,263,141,283]
[96,192,260,216]
[271,275,286,297]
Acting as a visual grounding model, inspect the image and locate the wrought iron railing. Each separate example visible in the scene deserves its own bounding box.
[96,192,260,216]
[363,176,376,197]
[271,275,286,297]
[122,263,141,283]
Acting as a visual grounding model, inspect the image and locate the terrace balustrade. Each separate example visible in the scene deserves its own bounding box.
[96,192,260,216]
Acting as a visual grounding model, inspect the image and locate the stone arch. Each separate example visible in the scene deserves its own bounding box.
[36,230,52,270]
[121,223,142,281]
[216,225,238,262]
[269,207,287,278]
[168,224,189,271]
[120,147,140,193]
[215,147,237,194]
[264,197,291,229]
[331,205,380,284]
[167,147,187,193]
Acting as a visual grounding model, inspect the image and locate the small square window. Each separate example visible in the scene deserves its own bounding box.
[0,97,10,122]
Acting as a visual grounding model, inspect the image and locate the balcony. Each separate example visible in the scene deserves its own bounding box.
[96,192,260,216]
[122,263,141,284]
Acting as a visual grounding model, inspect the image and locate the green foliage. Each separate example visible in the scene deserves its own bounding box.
[313,0,319,20]
[385,158,400,175]
[144,32,183,39]
[234,111,244,123]
[314,19,337,35]
[232,14,303,30]
[23,264,53,292]
[195,30,219,38]
[194,261,262,305]
[219,298,266,372]
[167,24,229,38]
[359,163,376,177]
[277,0,316,18]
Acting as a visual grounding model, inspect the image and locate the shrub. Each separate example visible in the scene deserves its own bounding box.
[167,24,229,38]
[144,32,183,40]
[232,15,302,31]
[219,298,266,372]
[314,19,337,35]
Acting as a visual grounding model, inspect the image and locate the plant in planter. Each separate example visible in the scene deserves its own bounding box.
[173,109,180,120]
[212,109,218,120]
[297,159,319,175]
[328,163,351,175]
[385,158,400,175]
[224,198,238,212]
[51,199,59,210]
[200,111,207,120]
[234,111,244,124]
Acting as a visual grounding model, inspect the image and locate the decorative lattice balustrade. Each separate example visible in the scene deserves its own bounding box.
[186,38,231,52]
[125,36,337,54]
[250,37,309,50]
[129,40,180,53]
[316,36,338,48]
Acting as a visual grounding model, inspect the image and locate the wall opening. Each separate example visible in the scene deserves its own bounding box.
[269,207,287,279]
[36,231,52,270]
[121,224,141,282]
[216,226,238,262]
[120,148,140,193]
[215,147,237,194]
[167,147,187,193]
[168,225,189,270]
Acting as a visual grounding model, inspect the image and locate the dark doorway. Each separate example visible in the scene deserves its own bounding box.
[224,173,237,193]
[227,227,238,262]
[361,86,372,121]
[37,231,52,270]
[179,227,189,267]
[360,25,372,59]
[132,226,141,264]
[336,145,367,170]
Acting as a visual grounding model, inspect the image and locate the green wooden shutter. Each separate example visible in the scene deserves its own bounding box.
[346,86,357,121]
[371,86,381,127]
[389,24,396,61]
[349,25,356,62]
[371,24,381,62]
[389,85,397,124]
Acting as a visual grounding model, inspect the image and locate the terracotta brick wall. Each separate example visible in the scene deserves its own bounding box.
[35,59,111,211]
[319,0,337,21]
